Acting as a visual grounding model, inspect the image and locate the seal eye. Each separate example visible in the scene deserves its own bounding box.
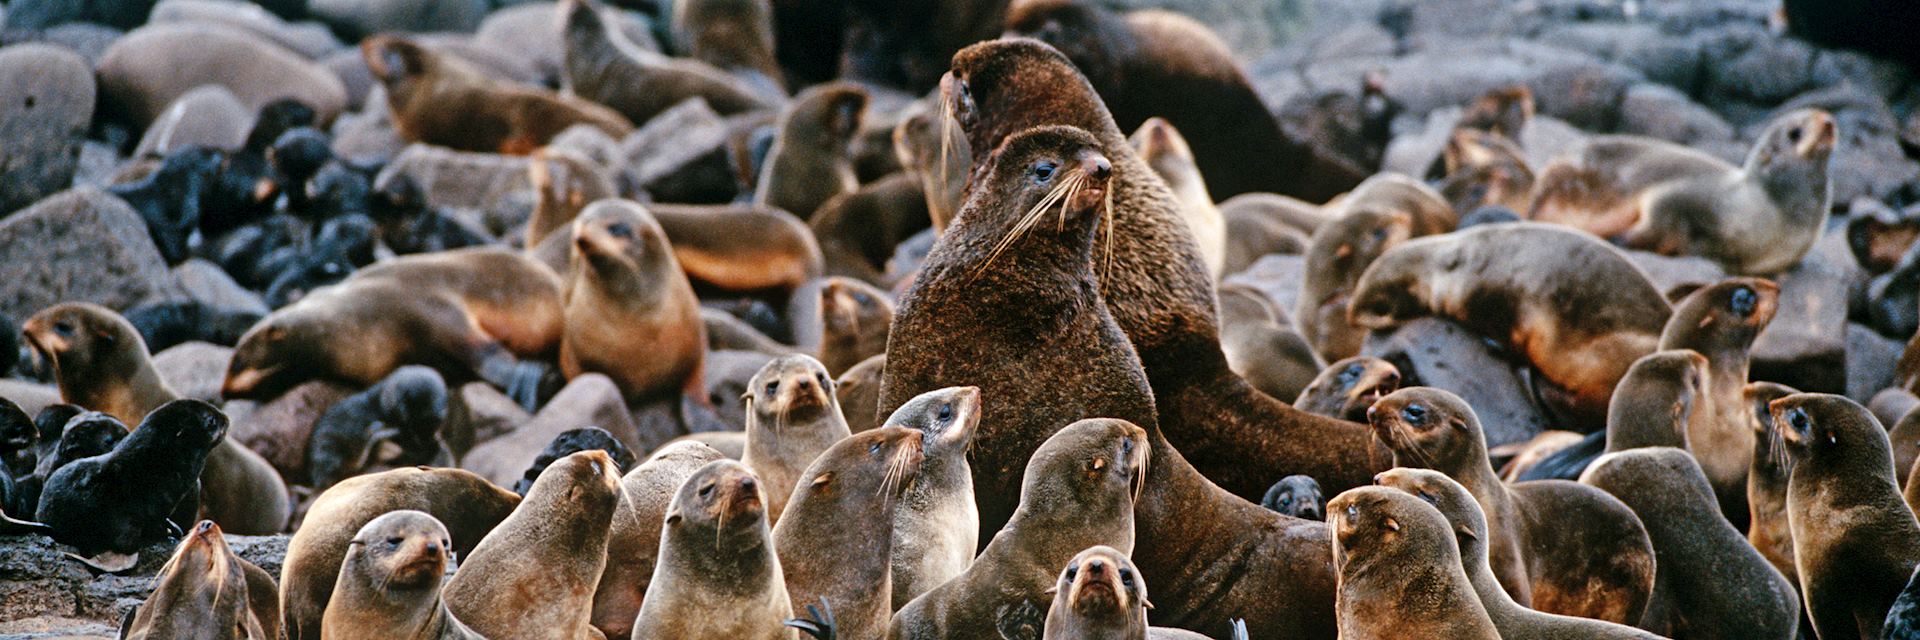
[1031,161,1058,183]
[816,372,829,386]
[1345,504,1359,519]
[1402,403,1428,425]
[1338,364,1364,385]
[765,381,778,397]
[1729,286,1757,317]
[1120,568,1135,588]
[869,441,883,455]
[853,291,872,305]
[1279,496,1292,507]
[385,536,404,547]
[1368,227,1387,243]
[698,483,715,498]
[1787,127,1803,144]
[1787,408,1811,434]
[1064,564,1078,581]
[52,321,75,337]
[607,222,634,239]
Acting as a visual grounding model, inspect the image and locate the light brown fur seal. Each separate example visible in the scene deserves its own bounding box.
[771,426,925,640]
[322,510,483,640]
[561,0,775,125]
[1657,277,1779,528]
[885,386,983,610]
[122,520,281,640]
[444,450,622,640]
[1327,486,1500,640]
[364,34,633,155]
[633,460,793,639]
[755,82,868,220]
[590,441,726,640]
[1042,546,1204,640]
[560,200,708,406]
[1293,356,1401,423]
[1131,117,1224,279]
[1368,387,1656,623]
[741,354,851,523]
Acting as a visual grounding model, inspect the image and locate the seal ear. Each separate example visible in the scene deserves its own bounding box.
[810,471,834,489]
[1044,586,1058,595]
[1382,516,1400,532]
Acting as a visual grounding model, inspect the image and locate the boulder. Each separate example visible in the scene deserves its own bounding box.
[223,380,357,483]
[152,341,232,404]
[0,532,287,632]
[461,373,637,489]
[307,0,488,40]
[95,23,347,130]
[0,44,95,216]
[0,188,169,322]
[148,0,343,60]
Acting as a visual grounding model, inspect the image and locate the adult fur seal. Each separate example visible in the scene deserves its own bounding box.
[741,354,851,522]
[1327,486,1499,640]
[24,304,290,536]
[892,418,1147,640]
[225,248,566,409]
[121,520,281,640]
[754,82,868,220]
[1581,448,1800,639]
[364,34,634,155]
[633,460,793,639]
[1658,277,1779,528]
[1368,387,1656,623]
[321,511,482,640]
[561,0,775,124]
[886,386,983,610]
[1774,393,1920,640]
[772,426,925,640]
[592,441,726,640]
[444,450,622,640]
[1373,468,1662,640]
[880,119,1338,636]
[561,201,708,406]
[1003,0,1364,201]
[935,37,1381,510]
[281,467,519,640]
[1349,223,1671,430]
[36,400,223,568]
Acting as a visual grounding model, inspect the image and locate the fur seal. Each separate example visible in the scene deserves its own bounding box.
[1044,546,1202,640]
[364,34,633,155]
[525,147,620,265]
[754,82,868,220]
[885,386,983,610]
[443,450,622,640]
[1581,447,1801,639]
[1744,381,1802,587]
[305,366,453,492]
[634,459,793,639]
[1131,117,1225,279]
[561,0,775,125]
[880,120,1335,636]
[835,354,886,435]
[1373,468,1662,640]
[561,200,708,406]
[281,467,519,640]
[651,203,825,297]
[1439,129,1535,216]
[1327,486,1500,640]
[1658,277,1779,526]
[809,172,933,284]
[893,101,972,233]
[772,426,925,640]
[225,248,566,409]
[1293,357,1401,423]
[1217,284,1323,401]
[321,510,481,640]
[1775,393,1920,639]
[938,37,1382,511]
[24,303,291,536]
[1368,387,1656,622]
[1003,0,1364,201]
[741,354,852,523]
[35,400,222,566]
[891,417,1147,640]
[121,520,281,640]
[1260,475,1325,521]
[1298,188,1419,358]
[671,0,786,95]
[1349,223,1672,430]
[592,441,727,639]
[1605,349,1710,452]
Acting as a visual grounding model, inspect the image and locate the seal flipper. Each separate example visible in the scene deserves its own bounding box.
[69,550,139,573]
[784,598,836,640]
[1231,618,1249,640]
[477,349,563,412]
[0,505,51,535]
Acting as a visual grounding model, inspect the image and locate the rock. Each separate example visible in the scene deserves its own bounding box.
[474,2,661,88]
[223,380,357,483]
[1381,108,1588,180]
[3,0,156,30]
[131,85,250,159]
[1618,83,1736,146]
[0,532,289,630]
[73,141,123,189]
[1850,322,1903,405]
[308,0,488,40]
[147,258,269,316]
[462,373,638,488]
[701,349,774,429]
[1751,235,1855,394]
[328,94,406,162]
[0,381,60,419]
[0,44,95,216]
[152,341,232,404]
[374,144,531,232]
[1622,249,1727,298]
[1706,26,1818,106]
[446,381,530,459]
[0,23,125,66]
[1362,318,1553,445]
[0,188,169,322]
[148,0,344,60]
[547,124,626,173]
[95,23,347,130]
[619,98,739,204]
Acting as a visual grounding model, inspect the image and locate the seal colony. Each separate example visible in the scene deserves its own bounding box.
[5,0,1918,638]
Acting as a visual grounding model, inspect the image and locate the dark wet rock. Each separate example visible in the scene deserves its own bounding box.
[3,0,156,31]
[0,532,289,630]
[0,188,168,322]
[0,43,94,216]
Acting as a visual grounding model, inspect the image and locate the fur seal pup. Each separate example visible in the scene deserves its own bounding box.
[741,354,852,522]
[1744,382,1801,586]
[754,82,868,220]
[593,441,727,640]
[1605,350,1709,452]
[561,201,708,406]
[892,418,1147,640]
[880,121,1337,636]
[1293,357,1401,423]
[885,386,983,610]
[809,173,934,284]
[364,34,633,155]
[1373,468,1663,640]
[634,460,793,639]
[1044,546,1213,639]
[322,510,482,640]
[1260,475,1325,521]
[1658,277,1779,528]
[772,426,925,640]
[937,37,1381,510]
[1349,223,1671,430]
[121,520,281,640]
[561,0,775,125]
[1439,129,1535,216]
[511,427,638,496]
[1368,387,1656,622]
[811,277,894,377]
[1581,448,1800,639]
[225,248,566,409]
[1131,117,1225,279]
[444,450,622,640]
[1004,0,1363,201]
[1217,284,1323,402]
[1327,486,1500,640]
[836,354,886,435]
[281,467,519,640]
[1774,393,1920,640]
[305,366,453,492]
[525,147,620,266]
[23,304,291,536]
[36,400,223,567]
[671,0,785,94]
[893,102,972,233]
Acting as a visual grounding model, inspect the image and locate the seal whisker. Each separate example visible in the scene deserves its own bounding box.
[971,172,1081,282]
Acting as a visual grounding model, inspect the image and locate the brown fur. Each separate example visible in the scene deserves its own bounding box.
[559,201,708,405]
[1369,388,1656,623]
[741,354,851,523]
[670,0,786,93]
[443,451,622,640]
[771,427,925,640]
[526,147,620,260]
[1744,382,1801,587]
[810,172,932,284]
[590,442,726,640]
[561,0,775,124]
[1439,129,1535,215]
[1217,284,1324,401]
[1603,350,1709,453]
[755,82,868,220]
[893,102,971,233]
[633,460,792,639]
[1327,487,1500,640]
[365,34,632,155]
[1658,278,1779,528]
[123,521,280,640]
[654,203,824,296]
[1293,356,1400,423]
[322,511,483,640]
